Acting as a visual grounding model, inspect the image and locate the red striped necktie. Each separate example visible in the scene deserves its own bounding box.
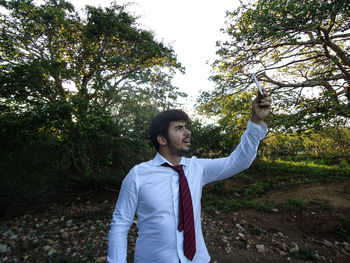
[163,163,196,260]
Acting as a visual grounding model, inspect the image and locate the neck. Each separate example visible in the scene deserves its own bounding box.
[159,149,181,166]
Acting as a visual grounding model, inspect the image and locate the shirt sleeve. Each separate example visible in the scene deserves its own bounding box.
[108,168,138,263]
[199,120,268,186]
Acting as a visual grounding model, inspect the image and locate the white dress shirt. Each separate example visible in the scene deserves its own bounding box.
[108,120,268,263]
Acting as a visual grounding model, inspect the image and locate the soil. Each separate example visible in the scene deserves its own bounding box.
[1,181,350,262]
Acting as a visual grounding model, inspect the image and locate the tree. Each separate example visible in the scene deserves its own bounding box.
[198,0,350,131]
[0,0,185,181]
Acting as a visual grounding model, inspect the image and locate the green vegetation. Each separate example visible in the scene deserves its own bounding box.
[198,0,350,132]
[0,0,184,195]
[291,247,318,261]
[336,215,350,242]
[336,227,350,242]
[83,242,96,257]
[0,0,349,210]
[202,158,350,213]
[249,226,265,236]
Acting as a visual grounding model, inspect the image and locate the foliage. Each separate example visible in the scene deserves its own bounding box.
[291,247,318,261]
[188,119,240,158]
[336,226,350,242]
[337,214,350,242]
[262,127,350,163]
[0,0,185,190]
[281,198,305,211]
[202,157,350,213]
[198,0,350,131]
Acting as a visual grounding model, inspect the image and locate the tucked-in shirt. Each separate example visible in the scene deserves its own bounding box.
[108,120,268,263]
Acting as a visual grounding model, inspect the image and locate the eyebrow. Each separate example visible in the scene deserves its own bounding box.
[175,124,186,129]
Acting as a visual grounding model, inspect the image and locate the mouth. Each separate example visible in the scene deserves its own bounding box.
[183,137,191,146]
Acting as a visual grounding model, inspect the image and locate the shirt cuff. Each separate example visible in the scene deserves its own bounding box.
[247,120,268,140]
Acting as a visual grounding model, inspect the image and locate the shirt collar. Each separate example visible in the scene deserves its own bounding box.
[153,153,187,167]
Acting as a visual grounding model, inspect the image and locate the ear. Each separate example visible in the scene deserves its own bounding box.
[157,135,167,146]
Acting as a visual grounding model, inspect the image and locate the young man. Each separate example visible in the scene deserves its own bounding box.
[108,90,272,262]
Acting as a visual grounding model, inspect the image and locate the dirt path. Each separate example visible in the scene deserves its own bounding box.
[258,181,350,208]
[0,182,350,262]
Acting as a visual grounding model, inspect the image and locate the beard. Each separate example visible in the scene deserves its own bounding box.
[167,139,191,157]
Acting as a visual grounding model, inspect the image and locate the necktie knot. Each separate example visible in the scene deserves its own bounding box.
[162,163,184,174]
[172,165,184,175]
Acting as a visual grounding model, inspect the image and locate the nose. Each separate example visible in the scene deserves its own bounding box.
[184,127,191,136]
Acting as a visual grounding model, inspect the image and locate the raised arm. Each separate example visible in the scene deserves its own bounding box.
[200,89,271,185]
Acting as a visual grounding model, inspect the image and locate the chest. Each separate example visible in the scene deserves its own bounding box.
[137,166,203,213]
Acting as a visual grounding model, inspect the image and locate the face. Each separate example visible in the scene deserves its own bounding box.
[165,120,191,156]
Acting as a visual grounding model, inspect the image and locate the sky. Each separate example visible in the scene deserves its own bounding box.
[71,0,239,115]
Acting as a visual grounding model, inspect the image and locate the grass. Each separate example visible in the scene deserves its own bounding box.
[83,241,96,257]
[291,247,318,261]
[336,214,350,242]
[202,157,350,213]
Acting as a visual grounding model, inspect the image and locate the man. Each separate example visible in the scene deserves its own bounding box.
[108,90,272,262]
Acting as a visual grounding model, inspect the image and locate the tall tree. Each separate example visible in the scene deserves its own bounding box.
[0,0,185,179]
[199,0,350,131]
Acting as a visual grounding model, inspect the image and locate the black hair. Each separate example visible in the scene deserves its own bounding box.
[149,109,190,152]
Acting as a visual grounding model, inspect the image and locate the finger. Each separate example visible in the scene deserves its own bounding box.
[263,96,272,103]
[257,89,264,98]
[259,98,272,107]
[262,88,268,97]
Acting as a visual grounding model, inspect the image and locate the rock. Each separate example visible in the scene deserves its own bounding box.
[256,244,265,253]
[272,208,279,213]
[289,246,299,253]
[341,242,350,247]
[70,225,79,231]
[1,230,11,237]
[238,233,245,241]
[48,248,56,256]
[10,234,18,240]
[225,246,233,253]
[66,220,73,227]
[43,245,51,252]
[0,244,7,253]
[222,235,229,243]
[239,219,247,225]
[289,243,299,253]
[96,256,106,262]
[62,232,69,240]
[279,249,288,256]
[281,242,289,252]
[344,246,350,252]
[321,239,333,248]
[340,248,350,256]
